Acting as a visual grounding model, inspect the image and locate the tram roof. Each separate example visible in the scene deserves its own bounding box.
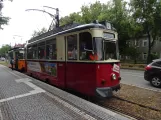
[28,23,108,44]
[8,47,24,52]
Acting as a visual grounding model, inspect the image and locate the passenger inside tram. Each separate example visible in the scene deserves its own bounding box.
[79,41,96,60]
[71,45,77,59]
[89,52,98,60]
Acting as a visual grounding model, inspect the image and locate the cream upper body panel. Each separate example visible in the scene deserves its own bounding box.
[26,23,119,62]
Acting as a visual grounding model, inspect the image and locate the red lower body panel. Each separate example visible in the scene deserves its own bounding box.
[26,60,121,97]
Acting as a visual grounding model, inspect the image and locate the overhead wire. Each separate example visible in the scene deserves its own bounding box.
[42,8,50,29]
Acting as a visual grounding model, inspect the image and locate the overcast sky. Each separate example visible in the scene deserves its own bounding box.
[0,0,109,47]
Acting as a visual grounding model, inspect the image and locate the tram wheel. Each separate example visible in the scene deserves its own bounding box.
[45,78,50,84]
[30,73,33,77]
[21,68,25,72]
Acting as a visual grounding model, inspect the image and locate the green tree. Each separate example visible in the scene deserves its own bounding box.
[59,12,82,26]
[81,1,103,23]
[60,1,106,25]
[0,0,12,29]
[111,0,131,55]
[126,47,140,64]
[0,44,11,57]
[32,27,47,37]
[131,0,161,63]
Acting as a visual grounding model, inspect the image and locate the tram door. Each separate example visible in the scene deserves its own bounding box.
[8,51,14,68]
[15,51,19,70]
[56,36,66,88]
[65,34,78,89]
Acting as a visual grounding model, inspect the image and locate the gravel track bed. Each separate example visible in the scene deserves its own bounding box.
[97,84,161,120]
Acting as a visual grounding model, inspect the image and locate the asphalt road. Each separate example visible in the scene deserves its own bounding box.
[120,69,161,92]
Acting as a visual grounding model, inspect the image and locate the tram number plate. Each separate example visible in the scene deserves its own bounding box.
[112,64,120,73]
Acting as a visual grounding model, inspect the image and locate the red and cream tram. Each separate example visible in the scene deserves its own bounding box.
[26,21,121,98]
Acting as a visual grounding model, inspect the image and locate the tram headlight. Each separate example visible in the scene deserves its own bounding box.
[111,73,117,80]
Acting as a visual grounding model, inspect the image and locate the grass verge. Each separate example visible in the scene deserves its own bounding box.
[0,61,8,67]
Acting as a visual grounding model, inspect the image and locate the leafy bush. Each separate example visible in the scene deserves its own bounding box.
[139,65,145,68]
[150,53,159,60]
[129,65,133,67]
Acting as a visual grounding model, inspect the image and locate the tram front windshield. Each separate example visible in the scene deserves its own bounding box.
[104,40,117,60]
[93,38,118,60]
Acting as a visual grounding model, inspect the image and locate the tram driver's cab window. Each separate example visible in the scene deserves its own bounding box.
[17,50,24,59]
[79,32,93,60]
[67,34,77,60]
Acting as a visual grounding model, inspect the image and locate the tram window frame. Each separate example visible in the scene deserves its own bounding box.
[38,41,45,59]
[46,38,57,60]
[79,32,93,60]
[67,34,78,60]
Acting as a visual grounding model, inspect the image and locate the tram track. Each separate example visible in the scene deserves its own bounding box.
[113,95,161,112]
[99,103,144,120]
[93,95,161,120]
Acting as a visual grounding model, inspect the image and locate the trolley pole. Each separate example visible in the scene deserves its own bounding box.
[43,6,59,28]
[26,6,59,31]
[55,8,59,28]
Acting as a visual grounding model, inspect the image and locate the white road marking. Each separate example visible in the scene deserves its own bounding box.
[0,109,3,120]
[46,92,97,120]
[0,78,45,103]
[15,78,32,83]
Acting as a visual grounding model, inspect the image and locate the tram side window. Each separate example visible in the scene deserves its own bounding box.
[79,32,92,60]
[38,42,45,59]
[46,39,57,60]
[27,44,37,59]
[32,45,38,59]
[67,34,77,60]
[27,46,32,59]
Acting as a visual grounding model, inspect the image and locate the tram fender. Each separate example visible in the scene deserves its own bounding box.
[95,84,121,98]
[95,87,113,98]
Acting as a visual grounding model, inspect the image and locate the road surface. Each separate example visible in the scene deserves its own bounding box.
[121,69,161,92]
